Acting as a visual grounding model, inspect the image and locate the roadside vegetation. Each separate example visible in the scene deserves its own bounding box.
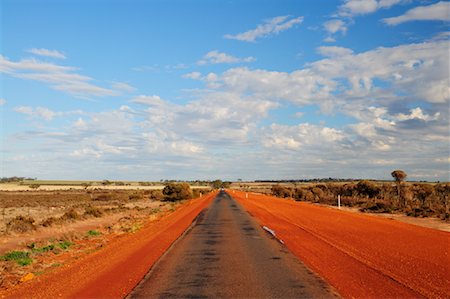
[269,170,449,221]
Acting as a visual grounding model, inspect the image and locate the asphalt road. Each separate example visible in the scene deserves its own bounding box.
[129,191,337,298]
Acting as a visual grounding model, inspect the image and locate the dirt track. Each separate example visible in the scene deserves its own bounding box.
[1,193,215,299]
[232,190,450,298]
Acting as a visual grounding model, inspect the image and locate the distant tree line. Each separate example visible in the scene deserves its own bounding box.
[1,177,36,183]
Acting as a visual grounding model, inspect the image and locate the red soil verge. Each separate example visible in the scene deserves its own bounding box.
[232,191,450,299]
[1,193,216,299]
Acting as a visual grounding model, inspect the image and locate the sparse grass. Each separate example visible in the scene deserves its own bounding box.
[58,241,73,250]
[87,230,101,236]
[0,250,33,266]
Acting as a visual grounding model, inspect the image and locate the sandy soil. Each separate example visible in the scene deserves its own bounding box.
[233,190,450,298]
[0,192,216,299]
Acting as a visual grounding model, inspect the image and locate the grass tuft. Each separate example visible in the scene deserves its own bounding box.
[1,250,33,266]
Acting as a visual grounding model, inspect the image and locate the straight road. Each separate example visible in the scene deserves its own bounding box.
[129,191,337,298]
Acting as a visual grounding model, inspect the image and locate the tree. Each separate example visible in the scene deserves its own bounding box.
[162,183,192,201]
[391,170,407,207]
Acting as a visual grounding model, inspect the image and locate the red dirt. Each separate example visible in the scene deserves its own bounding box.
[232,190,450,299]
[0,193,215,299]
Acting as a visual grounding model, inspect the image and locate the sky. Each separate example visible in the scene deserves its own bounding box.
[0,0,449,181]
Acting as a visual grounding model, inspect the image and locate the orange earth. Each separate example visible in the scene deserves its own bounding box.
[232,190,450,299]
[1,192,216,299]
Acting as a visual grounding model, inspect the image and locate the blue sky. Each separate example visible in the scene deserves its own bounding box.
[1,0,449,181]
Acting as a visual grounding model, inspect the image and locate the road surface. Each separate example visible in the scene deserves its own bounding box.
[129,191,337,298]
[233,190,450,298]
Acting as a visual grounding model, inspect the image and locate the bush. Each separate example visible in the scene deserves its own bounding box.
[6,216,36,233]
[148,190,164,201]
[356,180,380,198]
[84,206,104,218]
[162,183,192,201]
[61,208,80,221]
[271,185,292,198]
[41,217,59,227]
[128,192,143,200]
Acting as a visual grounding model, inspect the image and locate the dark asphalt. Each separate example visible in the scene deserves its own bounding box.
[128,191,338,298]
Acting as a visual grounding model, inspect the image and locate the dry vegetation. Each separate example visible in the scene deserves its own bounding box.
[266,181,450,220]
[0,183,211,291]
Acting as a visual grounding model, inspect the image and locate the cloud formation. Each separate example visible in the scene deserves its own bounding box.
[0,55,132,97]
[197,51,255,65]
[339,0,403,17]
[224,15,303,42]
[27,48,66,59]
[383,1,450,25]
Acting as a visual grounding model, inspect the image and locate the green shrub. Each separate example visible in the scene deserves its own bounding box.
[87,230,101,236]
[1,251,32,266]
[58,241,73,250]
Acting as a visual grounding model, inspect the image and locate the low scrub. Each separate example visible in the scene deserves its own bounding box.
[6,216,36,233]
[84,205,104,218]
[271,181,450,220]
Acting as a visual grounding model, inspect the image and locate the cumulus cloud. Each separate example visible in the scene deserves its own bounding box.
[323,19,348,41]
[27,48,66,59]
[262,123,345,150]
[0,98,6,106]
[197,51,255,65]
[383,1,450,25]
[224,15,303,42]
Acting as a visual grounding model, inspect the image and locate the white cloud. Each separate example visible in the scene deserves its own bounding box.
[323,19,348,41]
[27,48,66,59]
[317,46,354,57]
[197,50,255,65]
[0,55,125,97]
[263,123,345,150]
[339,0,404,17]
[14,106,83,121]
[0,98,6,106]
[131,95,166,106]
[183,72,202,80]
[224,15,303,42]
[383,1,450,25]
[111,82,136,92]
[395,107,440,122]
[15,106,56,121]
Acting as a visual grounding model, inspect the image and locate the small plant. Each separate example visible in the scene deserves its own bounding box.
[57,241,73,250]
[87,230,101,236]
[29,184,40,189]
[0,250,33,266]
